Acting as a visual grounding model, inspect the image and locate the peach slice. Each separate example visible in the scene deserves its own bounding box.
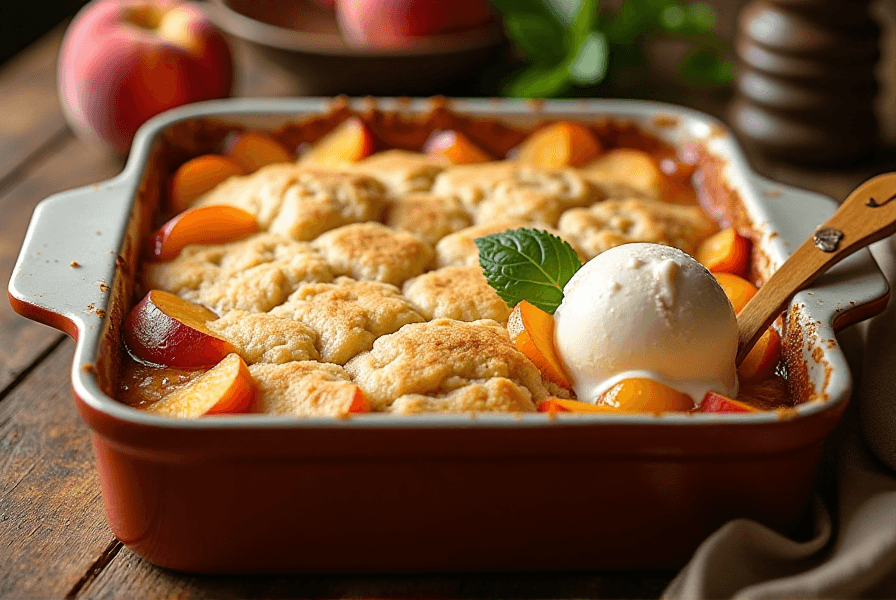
[583,148,664,199]
[123,290,237,369]
[700,392,758,413]
[507,300,572,388]
[537,398,572,413]
[152,205,259,262]
[226,132,293,173]
[697,228,751,276]
[300,117,375,167]
[423,130,493,164]
[170,154,244,213]
[598,378,695,413]
[538,398,627,413]
[737,328,781,382]
[348,387,371,414]
[145,353,255,418]
[714,272,758,314]
[515,121,603,168]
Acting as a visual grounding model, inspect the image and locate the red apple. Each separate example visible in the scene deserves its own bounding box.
[337,0,493,48]
[58,0,234,155]
[700,392,758,413]
[123,290,237,368]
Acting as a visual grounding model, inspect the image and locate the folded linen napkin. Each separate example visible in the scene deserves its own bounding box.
[664,237,896,599]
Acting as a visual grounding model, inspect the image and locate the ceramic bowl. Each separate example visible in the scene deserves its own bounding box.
[206,0,506,96]
[8,97,888,572]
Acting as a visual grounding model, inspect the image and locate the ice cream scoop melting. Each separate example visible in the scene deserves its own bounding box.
[553,243,739,405]
[653,258,679,309]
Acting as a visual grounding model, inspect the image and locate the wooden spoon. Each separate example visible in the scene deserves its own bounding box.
[736,172,896,366]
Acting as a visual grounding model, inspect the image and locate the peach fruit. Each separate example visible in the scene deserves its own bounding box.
[58,0,233,155]
[737,328,781,382]
[424,130,493,164]
[170,154,244,213]
[348,388,371,414]
[225,133,293,173]
[507,301,572,389]
[714,272,758,314]
[537,398,572,413]
[145,353,255,417]
[700,392,758,413]
[697,228,751,276]
[300,118,375,167]
[152,205,259,261]
[537,398,625,413]
[123,290,236,369]
[598,378,695,413]
[516,121,603,168]
[337,0,493,48]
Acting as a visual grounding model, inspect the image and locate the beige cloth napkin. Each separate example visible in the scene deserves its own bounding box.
[664,237,896,599]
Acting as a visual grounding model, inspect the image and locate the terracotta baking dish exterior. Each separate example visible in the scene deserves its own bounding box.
[8,98,889,573]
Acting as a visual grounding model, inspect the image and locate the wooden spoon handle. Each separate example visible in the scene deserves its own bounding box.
[736,172,896,366]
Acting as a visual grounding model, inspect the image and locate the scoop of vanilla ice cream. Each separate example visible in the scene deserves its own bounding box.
[553,243,738,405]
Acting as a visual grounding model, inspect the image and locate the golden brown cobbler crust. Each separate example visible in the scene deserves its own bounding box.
[343,319,549,413]
[144,151,716,416]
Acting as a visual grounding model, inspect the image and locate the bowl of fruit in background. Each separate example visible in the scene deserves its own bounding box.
[206,0,506,96]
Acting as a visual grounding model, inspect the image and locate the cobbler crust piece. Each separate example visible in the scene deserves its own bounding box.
[270,277,425,365]
[389,377,538,415]
[558,197,716,260]
[345,149,446,196]
[473,166,603,226]
[208,310,320,364]
[249,361,361,417]
[195,165,387,241]
[432,161,602,219]
[311,222,435,286]
[344,319,550,413]
[144,233,333,314]
[384,193,473,246]
[402,266,510,324]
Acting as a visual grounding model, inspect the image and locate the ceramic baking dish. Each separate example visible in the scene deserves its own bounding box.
[8,98,889,573]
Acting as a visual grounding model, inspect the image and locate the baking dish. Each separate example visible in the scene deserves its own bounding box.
[8,98,888,573]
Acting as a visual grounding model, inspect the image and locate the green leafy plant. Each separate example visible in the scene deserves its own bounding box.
[488,0,734,98]
[475,228,582,313]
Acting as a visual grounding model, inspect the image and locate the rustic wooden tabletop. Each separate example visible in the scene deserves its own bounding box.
[1,24,895,599]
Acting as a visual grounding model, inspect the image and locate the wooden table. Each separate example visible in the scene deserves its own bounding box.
[2,25,894,599]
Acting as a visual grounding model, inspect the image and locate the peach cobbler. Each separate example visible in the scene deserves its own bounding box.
[118,107,792,418]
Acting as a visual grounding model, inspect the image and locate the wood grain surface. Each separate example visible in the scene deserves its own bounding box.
[0,20,894,600]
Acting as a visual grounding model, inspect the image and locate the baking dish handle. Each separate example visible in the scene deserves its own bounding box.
[749,174,890,332]
[8,175,135,340]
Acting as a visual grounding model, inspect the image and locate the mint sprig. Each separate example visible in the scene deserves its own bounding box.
[475,229,582,314]
[488,0,733,98]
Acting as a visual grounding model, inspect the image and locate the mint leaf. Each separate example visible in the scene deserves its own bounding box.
[475,229,583,314]
[568,31,609,86]
[502,62,573,98]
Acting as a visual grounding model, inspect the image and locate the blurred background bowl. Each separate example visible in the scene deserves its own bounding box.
[206,0,507,97]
